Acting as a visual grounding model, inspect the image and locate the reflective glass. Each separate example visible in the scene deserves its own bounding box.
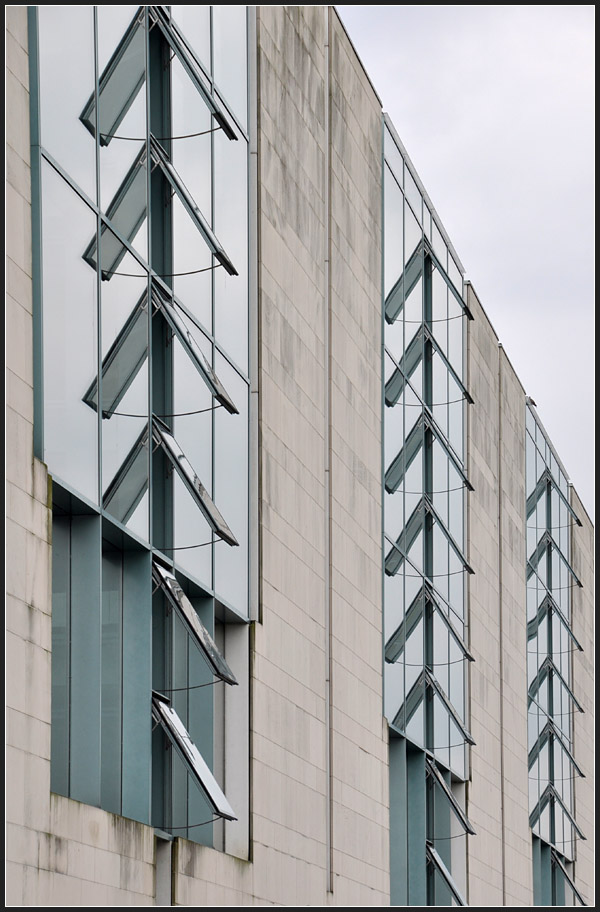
[214,355,249,614]
[404,278,423,352]
[448,255,462,296]
[97,7,147,211]
[173,330,214,588]
[213,5,248,132]
[431,220,447,271]
[42,162,98,501]
[99,246,149,538]
[214,130,248,371]
[171,5,211,75]
[431,267,448,357]
[404,203,421,272]
[385,489,404,542]
[384,165,404,299]
[404,166,422,225]
[38,6,96,200]
[172,196,213,333]
[384,126,403,189]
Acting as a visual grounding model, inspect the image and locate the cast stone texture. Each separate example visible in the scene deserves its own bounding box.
[466,285,533,906]
[570,490,595,905]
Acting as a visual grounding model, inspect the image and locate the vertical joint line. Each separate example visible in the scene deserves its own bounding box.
[324,5,334,895]
[498,346,506,903]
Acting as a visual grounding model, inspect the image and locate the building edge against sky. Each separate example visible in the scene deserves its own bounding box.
[5,5,594,907]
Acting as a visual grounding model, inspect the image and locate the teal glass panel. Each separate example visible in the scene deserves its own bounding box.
[122,550,152,823]
[50,515,70,796]
[69,516,102,806]
[101,548,123,814]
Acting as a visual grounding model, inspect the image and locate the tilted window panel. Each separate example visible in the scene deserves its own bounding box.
[148,5,239,141]
[80,6,146,146]
[151,691,236,821]
[152,560,237,685]
[152,415,238,546]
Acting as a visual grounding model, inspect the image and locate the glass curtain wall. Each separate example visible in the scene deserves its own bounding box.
[383,120,474,906]
[36,5,249,846]
[526,405,586,904]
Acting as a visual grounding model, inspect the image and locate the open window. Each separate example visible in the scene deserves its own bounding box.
[385,583,473,665]
[526,468,582,526]
[528,718,585,779]
[385,236,473,325]
[426,843,467,906]
[80,6,146,146]
[391,669,474,746]
[102,425,149,524]
[385,414,473,496]
[151,691,236,821]
[426,757,475,835]
[527,594,583,652]
[151,281,238,413]
[551,850,587,906]
[385,497,473,578]
[152,560,237,685]
[529,783,586,840]
[527,532,582,587]
[83,145,147,280]
[83,291,148,418]
[149,136,237,276]
[152,415,238,546]
[148,6,238,141]
[528,656,583,714]
[82,279,237,418]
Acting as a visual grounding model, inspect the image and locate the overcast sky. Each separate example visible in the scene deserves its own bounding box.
[336,5,595,519]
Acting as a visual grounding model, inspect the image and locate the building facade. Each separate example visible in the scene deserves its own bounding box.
[5,5,594,906]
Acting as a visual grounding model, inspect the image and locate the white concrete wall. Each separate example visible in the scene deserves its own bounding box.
[171,6,387,905]
[570,490,594,905]
[466,283,533,905]
[5,7,157,905]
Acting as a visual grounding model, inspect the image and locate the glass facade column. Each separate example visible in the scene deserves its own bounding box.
[383,118,475,905]
[34,4,250,847]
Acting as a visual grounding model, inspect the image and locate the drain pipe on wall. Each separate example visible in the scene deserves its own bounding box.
[324,4,334,895]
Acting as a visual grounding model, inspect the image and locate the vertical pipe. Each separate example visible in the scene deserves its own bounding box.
[497,343,507,903]
[324,4,334,894]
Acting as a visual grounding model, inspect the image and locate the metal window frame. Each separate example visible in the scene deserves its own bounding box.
[527,594,583,652]
[528,718,585,779]
[426,842,467,906]
[152,415,238,546]
[80,6,146,146]
[529,783,586,840]
[151,280,238,413]
[527,531,582,587]
[102,424,150,524]
[151,691,236,821]
[528,656,584,714]
[148,5,239,141]
[83,290,149,417]
[426,757,476,834]
[82,144,148,280]
[551,850,587,906]
[150,135,238,276]
[152,560,237,685]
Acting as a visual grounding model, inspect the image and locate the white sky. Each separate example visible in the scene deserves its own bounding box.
[336,5,595,519]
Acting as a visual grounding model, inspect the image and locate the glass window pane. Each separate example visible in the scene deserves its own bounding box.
[42,162,98,501]
[384,126,403,189]
[214,131,249,372]
[213,5,248,132]
[384,164,404,299]
[38,6,96,200]
[404,166,422,225]
[173,330,213,587]
[214,356,249,615]
[171,5,211,75]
